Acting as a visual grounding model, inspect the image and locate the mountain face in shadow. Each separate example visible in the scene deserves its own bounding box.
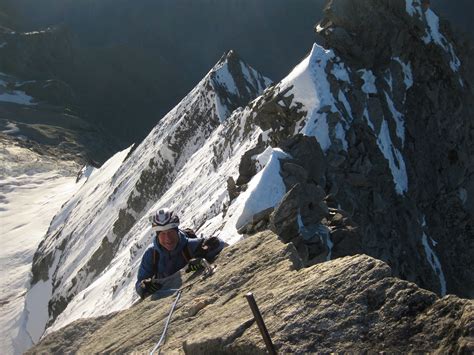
[1,0,326,146]
[1,0,471,148]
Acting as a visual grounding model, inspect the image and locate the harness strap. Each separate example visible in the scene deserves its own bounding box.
[153,249,159,279]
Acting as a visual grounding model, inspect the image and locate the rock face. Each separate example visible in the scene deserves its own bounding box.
[28,231,474,354]
[0,26,75,81]
[233,0,474,299]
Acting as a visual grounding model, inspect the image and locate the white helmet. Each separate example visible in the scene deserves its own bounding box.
[149,208,180,232]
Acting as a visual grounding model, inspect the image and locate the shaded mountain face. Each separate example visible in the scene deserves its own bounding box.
[1,0,471,148]
[0,71,116,164]
[0,0,326,146]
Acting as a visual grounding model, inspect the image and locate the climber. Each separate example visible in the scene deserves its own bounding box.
[135,208,226,299]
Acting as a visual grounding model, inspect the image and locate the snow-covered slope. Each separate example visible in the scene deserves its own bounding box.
[22,0,474,349]
[26,51,272,338]
[0,136,81,354]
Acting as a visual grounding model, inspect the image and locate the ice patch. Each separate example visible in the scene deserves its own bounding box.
[0,42,7,48]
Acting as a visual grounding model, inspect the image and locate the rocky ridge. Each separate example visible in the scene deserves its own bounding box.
[232,0,473,299]
[28,231,474,354]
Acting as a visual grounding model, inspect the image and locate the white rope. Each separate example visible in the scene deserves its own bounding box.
[148,261,216,354]
[149,289,183,355]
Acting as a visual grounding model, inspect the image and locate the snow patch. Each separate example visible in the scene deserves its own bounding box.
[363,107,375,131]
[405,0,423,18]
[376,120,408,195]
[423,9,461,72]
[338,90,352,120]
[240,62,272,93]
[25,281,51,343]
[359,70,377,94]
[331,62,351,83]
[280,43,353,152]
[422,232,447,296]
[384,92,405,146]
[2,120,19,134]
[393,57,414,89]
[0,141,80,353]
[253,146,274,172]
[335,122,348,151]
[232,148,289,236]
[214,62,239,96]
[0,91,36,106]
[385,71,393,92]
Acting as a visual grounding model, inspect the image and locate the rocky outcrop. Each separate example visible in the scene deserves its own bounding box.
[28,231,473,354]
[316,0,474,299]
[232,0,474,299]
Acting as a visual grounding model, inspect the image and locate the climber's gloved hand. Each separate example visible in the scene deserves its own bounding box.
[140,277,162,295]
[186,258,205,273]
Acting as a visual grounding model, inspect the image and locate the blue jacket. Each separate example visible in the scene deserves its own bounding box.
[135,229,224,297]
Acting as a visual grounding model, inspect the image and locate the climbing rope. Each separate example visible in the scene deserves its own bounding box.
[148,259,215,354]
[149,289,183,355]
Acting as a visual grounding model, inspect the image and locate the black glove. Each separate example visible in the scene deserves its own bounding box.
[140,277,162,295]
[186,258,205,273]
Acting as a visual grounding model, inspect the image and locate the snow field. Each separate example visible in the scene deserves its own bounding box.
[0,162,80,354]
